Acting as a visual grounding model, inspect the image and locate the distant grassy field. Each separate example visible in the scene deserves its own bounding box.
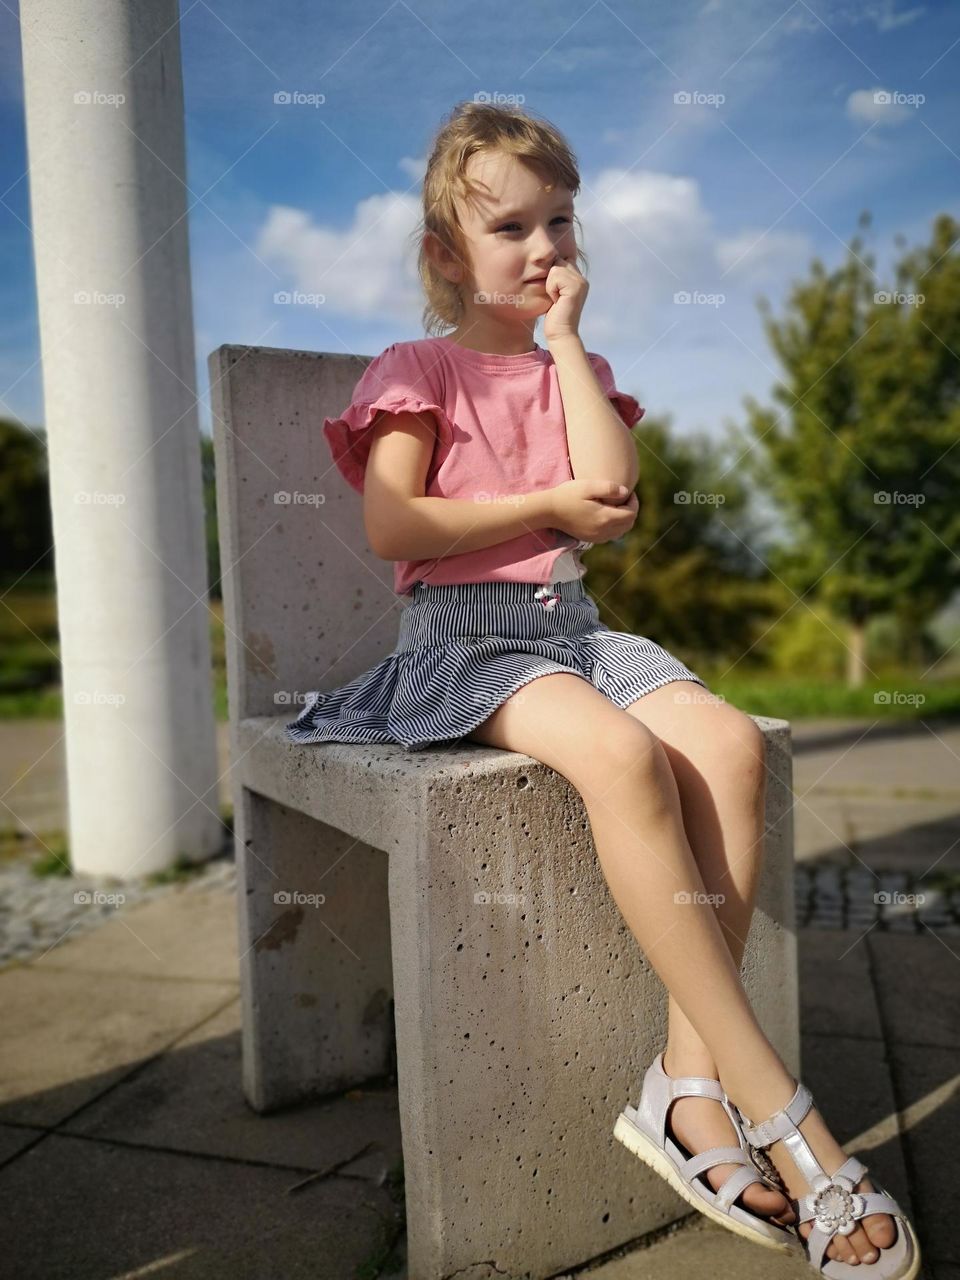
[2,582,959,724]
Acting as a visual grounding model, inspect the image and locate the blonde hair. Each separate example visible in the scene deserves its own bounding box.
[409,100,588,336]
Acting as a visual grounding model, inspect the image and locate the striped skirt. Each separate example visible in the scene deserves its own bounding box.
[284,577,709,752]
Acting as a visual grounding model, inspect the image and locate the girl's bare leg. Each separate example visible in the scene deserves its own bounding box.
[622,685,793,1224]
[620,683,895,1264]
[466,675,895,1266]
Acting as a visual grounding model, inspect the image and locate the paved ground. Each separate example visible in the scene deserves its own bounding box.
[0,716,957,1277]
[0,883,955,1279]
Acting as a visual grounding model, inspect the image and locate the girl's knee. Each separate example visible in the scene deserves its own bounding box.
[579,715,669,789]
[709,706,767,793]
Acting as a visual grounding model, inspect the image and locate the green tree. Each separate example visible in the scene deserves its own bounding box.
[586,414,782,672]
[0,419,53,583]
[736,212,960,685]
[201,434,222,600]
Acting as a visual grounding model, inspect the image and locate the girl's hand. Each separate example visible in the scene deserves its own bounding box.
[541,255,589,343]
[548,478,639,543]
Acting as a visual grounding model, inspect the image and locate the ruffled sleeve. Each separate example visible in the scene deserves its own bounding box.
[587,352,645,429]
[322,342,456,494]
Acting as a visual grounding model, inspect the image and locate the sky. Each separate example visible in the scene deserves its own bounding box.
[1,0,958,443]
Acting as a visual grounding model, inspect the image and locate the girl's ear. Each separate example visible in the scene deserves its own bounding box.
[424,229,464,284]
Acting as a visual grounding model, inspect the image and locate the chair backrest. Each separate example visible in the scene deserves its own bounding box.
[209,345,405,722]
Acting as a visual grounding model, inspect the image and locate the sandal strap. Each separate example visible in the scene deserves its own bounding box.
[738,1080,813,1148]
[713,1162,765,1213]
[667,1074,725,1102]
[681,1144,753,1180]
[805,1222,836,1273]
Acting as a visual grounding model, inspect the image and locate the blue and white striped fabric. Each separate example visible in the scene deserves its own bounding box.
[284,577,709,751]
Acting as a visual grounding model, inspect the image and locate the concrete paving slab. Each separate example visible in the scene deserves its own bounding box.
[62,1000,404,1176]
[0,1131,403,1280]
[0,1121,45,1162]
[28,886,240,982]
[887,1043,960,1271]
[797,926,885,1040]
[867,931,960,1049]
[792,720,960,795]
[799,1032,914,1222]
[795,794,960,871]
[586,1216,810,1278]
[0,965,237,1127]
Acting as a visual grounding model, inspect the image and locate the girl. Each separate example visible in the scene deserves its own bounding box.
[286,101,918,1278]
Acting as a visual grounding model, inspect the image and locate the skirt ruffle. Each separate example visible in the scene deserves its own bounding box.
[284,622,708,753]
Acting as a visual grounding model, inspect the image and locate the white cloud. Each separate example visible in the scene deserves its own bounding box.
[255,192,424,323]
[847,88,915,125]
[397,155,427,184]
[253,166,814,349]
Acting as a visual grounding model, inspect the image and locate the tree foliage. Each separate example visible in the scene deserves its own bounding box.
[736,211,960,683]
[586,414,784,672]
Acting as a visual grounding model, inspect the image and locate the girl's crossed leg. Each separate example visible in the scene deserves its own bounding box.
[464,673,894,1266]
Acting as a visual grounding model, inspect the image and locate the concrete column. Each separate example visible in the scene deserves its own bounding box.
[19,0,221,876]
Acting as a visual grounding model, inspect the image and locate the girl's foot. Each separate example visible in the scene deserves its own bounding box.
[738,1090,898,1267]
[669,1092,796,1226]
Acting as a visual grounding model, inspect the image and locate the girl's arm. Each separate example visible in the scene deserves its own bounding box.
[550,334,640,491]
[376,491,556,562]
[547,330,640,488]
[363,410,555,562]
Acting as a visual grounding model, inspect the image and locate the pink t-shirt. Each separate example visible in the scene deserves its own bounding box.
[323,335,645,599]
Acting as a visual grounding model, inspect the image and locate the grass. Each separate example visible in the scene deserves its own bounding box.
[702,671,960,721]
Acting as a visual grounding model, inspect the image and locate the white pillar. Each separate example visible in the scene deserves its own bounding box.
[19,0,221,876]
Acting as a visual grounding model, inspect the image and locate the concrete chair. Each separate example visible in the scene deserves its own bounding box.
[209,344,801,1280]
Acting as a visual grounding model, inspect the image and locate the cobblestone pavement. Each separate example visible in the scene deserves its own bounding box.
[2,854,957,971]
[794,863,960,933]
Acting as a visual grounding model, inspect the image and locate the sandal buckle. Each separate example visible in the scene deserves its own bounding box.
[809,1178,866,1237]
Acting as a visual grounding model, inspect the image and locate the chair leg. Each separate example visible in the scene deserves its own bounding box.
[235,786,394,1112]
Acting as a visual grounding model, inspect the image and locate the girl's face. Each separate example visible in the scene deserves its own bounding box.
[445,150,579,322]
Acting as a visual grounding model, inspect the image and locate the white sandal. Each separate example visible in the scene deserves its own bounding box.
[613,1051,799,1254]
[734,1079,922,1278]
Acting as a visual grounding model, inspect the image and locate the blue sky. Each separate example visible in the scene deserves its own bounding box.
[2,0,958,441]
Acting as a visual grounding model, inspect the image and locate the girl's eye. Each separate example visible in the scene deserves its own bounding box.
[497,217,571,234]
